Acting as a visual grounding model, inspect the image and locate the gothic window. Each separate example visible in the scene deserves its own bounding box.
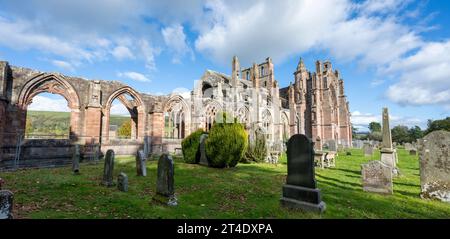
[164,98,186,139]
[323,77,328,88]
[260,66,265,76]
[246,72,250,81]
[296,115,301,134]
[262,110,272,141]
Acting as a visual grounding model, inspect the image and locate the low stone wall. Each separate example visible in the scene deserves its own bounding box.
[0,139,73,170]
[162,138,183,155]
[101,139,143,156]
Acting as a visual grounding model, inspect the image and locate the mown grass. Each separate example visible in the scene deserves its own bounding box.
[1,149,449,219]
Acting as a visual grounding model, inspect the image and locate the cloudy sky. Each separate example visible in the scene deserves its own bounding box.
[0,0,449,131]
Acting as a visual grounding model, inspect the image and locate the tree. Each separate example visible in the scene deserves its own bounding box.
[425,117,450,134]
[408,126,423,142]
[368,122,381,133]
[118,120,131,138]
[391,125,409,144]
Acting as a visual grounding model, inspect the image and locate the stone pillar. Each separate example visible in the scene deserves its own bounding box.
[150,111,164,154]
[379,107,398,175]
[84,107,102,143]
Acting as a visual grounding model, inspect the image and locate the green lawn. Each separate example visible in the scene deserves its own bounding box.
[1,148,449,219]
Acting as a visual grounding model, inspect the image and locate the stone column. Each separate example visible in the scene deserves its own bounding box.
[379,108,398,175]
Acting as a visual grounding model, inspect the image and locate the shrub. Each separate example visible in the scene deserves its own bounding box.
[181,129,205,164]
[242,132,267,163]
[205,113,248,168]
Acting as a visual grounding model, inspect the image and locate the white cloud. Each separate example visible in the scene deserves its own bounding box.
[171,87,191,99]
[351,110,427,131]
[118,71,150,82]
[138,39,161,71]
[112,46,134,60]
[0,17,94,62]
[162,24,194,63]
[51,60,76,72]
[385,40,450,107]
[110,102,130,116]
[27,95,70,112]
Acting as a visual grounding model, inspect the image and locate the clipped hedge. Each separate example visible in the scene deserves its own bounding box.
[205,114,248,168]
[181,129,205,164]
[242,132,267,163]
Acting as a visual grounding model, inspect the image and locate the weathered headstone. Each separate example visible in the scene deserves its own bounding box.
[101,149,115,187]
[280,134,326,213]
[199,134,209,166]
[419,130,450,203]
[327,139,337,152]
[380,108,398,175]
[409,149,417,156]
[0,190,13,219]
[361,160,393,194]
[363,143,373,156]
[72,144,80,174]
[136,150,147,176]
[153,154,177,206]
[117,172,128,192]
[314,151,326,169]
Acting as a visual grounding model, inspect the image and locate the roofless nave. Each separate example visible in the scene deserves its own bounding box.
[0,56,352,169]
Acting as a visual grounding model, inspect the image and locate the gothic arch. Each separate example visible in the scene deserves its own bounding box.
[236,105,249,125]
[281,111,289,140]
[262,109,273,141]
[102,86,145,142]
[204,100,222,131]
[17,73,81,136]
[163,95,191,138]
[17,73,80,110]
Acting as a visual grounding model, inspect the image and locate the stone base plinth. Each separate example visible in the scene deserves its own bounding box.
[152,193,178,206]
[380,148,399,176]
[280,184,326,213]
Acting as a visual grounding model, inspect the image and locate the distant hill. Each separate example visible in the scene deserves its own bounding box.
[26,111,130,136]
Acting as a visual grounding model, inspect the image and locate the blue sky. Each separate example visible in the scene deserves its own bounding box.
[0,0,449,131]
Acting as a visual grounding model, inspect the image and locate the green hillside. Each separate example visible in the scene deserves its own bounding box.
[25,111,130,136]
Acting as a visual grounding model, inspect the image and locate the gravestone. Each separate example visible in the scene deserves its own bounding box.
[314,151,326,169]
[380,108,397,174]
[153,154,177,206]
[363,143,373,156]
[419,130,450,203]
[409,149,417,156]
[0,190,13,219]
[136,150,147,176]
[101,149,115,187]
[72,144,80,174]
[361,160,393,194]
[199,134,209,166]
[117,172,128,192]
[327,139,337,152]
[280,134,326,213]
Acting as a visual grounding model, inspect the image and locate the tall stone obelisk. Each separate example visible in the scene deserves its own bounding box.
[380,108,398,175]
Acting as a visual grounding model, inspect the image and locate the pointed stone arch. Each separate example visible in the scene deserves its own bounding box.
[102,86,145,142]
[163,94,191,138]
[17,73,81,137]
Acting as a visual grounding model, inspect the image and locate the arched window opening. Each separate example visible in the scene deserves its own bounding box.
[164,98,187,139]
[202,82,213,98]
[109,95,136,140]
[25,92,71,139]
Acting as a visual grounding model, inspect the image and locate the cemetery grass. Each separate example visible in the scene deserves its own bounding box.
[2,149,450,219]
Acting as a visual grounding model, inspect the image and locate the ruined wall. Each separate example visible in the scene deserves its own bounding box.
[0,61,167,170]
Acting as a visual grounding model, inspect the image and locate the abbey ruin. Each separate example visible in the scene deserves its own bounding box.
[0,56,352,169]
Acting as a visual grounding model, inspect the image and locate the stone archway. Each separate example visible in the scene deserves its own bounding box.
[102,86,145,143]
[163,95,191,139]
[17,73,81,138]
